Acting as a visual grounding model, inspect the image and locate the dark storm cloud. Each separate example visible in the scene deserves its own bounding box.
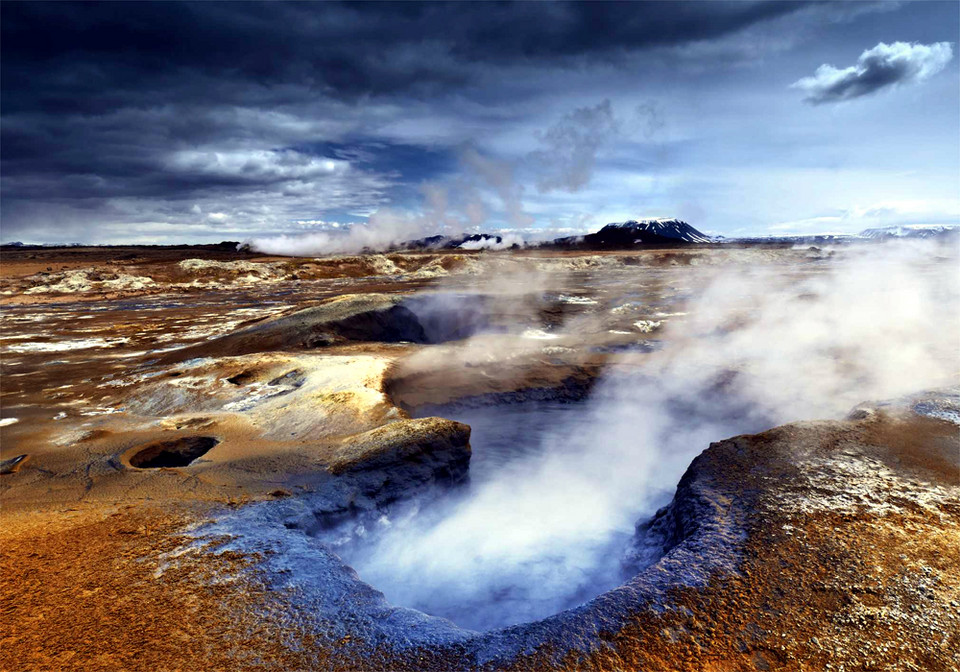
[2,1,812,109]
[792,41,954,104]
[2,0,821,241]
[0,1,906,242]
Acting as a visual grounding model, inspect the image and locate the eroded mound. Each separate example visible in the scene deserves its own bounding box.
[128,436,220,468]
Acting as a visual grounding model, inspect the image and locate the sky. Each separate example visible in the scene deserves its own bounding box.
[1,1,958,245]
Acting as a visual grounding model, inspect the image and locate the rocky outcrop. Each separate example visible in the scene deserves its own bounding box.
[328,417,471,480]
[22,268,156,294]
[261,418,472,540]
[158,293,426,362]
[123,353,402,441]
[0,454,29,475]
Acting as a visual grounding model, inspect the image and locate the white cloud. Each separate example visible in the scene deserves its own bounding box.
[458,233,525,250]
[768,199,960,234]
[166,148,347,182]
[792,41,954,104]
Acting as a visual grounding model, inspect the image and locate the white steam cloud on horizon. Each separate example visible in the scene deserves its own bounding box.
[245,152,532,256]
[246,209,436,256]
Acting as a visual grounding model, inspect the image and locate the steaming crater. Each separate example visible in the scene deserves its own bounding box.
[320,398,633,632]
[243,242,959,635]
[306,367,774,632]
[155,290,561,365]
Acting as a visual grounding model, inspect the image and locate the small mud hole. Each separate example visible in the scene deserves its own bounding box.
[0,454,29,475]
[226,370,256,385]
[129,436,220,468]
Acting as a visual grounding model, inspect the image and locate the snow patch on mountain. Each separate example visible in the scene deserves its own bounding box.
[859,224,959,239]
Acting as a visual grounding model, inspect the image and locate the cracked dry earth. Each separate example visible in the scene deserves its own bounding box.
[1,245,958,672]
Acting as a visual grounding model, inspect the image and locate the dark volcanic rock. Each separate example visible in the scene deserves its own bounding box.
[0,454,29,475]
[398,233,515,251]
[397,234,451,250]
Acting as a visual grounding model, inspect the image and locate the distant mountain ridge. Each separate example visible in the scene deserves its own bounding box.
[724,233,857,245]
[6,221,956,252]
[390,218,716,252]
[729,224,958,245]
[858,224,959,240]
[360,219,960,252]
[396,233,519,251]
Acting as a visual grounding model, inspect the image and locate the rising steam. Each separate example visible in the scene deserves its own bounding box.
[247,208,433,256]
[247,99,648,256]
[334,240,959,631]
[247,146,535,256]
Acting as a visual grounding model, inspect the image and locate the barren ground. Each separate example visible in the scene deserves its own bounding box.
[1,244,957,671]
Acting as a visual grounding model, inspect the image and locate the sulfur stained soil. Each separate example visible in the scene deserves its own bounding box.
[0,502,343,672]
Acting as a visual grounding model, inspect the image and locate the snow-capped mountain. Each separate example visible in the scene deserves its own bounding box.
[556,218,714,248]
[598,218,714,243]
[859,224,959,240]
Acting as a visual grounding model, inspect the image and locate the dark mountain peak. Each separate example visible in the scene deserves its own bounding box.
[595,218,713,244]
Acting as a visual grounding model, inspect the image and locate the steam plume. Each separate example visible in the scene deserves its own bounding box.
[337,240,959,631]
